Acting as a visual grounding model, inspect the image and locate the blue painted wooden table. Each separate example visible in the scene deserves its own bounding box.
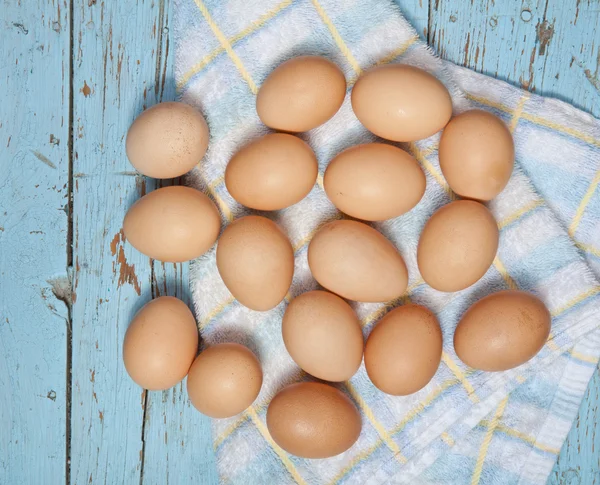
[1,1,598,484]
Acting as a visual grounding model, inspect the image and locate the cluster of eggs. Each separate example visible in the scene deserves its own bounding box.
[121,56,551,459]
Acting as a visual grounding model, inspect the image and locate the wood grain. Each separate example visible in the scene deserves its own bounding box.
[429,0,600,117]
[0,0,70,483]
[70,1,156,483]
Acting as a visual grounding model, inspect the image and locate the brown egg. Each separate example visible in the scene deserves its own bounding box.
[364,304,442,395]
[256,56,346,132]
[266,382,361,458]
[417,200,498,292]
[439,110,515,201]
[216,216,294,311]
[123,186,221,263]
[454,290,551,371]
[308,220,408,302]
[187,343,262,418]
[282,291,363,382]
[225,133,318,210]
[126,102,209,178]
[324,143,425,221]
[351,64,452,142]
[123,296,198,391]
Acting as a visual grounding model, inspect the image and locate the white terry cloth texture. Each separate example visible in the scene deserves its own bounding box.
[174,0,600,483]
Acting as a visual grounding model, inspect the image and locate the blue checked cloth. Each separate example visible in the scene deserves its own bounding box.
[174,0,600,483]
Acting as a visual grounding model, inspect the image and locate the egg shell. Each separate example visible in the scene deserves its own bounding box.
[324,143,426,221]
[186,343,262,418]
[123,296,199,391]
[216,215,294,311]
[282,291,363,382]
[266,382,361,458]
[364,304,442,395]
[417,200,498,292]
[439,110,515,201]
[308,220,408,302]
[123,186,221,263]
[225,133,318,210]
[126,101,209,178]
[454,290,551,371]
[256,56,346,132]
[351,64,452,142]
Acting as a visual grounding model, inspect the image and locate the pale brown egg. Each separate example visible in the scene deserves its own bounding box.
[364,304,442,395]
[266,382,361,458]
[225,133,318,210]
[282,291,363,382]
[324,143,425,221]
[351,64,452,142]
[126,101,209,178]
[454,290,551,371]
[439,110,515,201]
[123,186,221,263]
[256,56,346,132]
[308,220,408,302]
[216,216,294,311]
[123,296,198,391]
[186,343,262,418]
[417,200,498,292]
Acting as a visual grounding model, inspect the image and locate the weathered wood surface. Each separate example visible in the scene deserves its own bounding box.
[0,1,598,484]
[0,0,70,483]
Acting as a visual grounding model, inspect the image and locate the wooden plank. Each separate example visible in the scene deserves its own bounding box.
[394,0,429,39]
[69,1,160,483]
[0,0,70,483]
[137,2,218,482]
[429,0,600,117]
[430,0,600,480]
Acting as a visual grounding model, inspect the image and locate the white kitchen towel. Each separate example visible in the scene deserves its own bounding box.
[174,0,600,483]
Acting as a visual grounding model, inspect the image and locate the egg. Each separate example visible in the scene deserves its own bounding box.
[454,290,551,371]
[351,64,452,142]
[364,304,442,395]
[256,56,346,132]
[216,215,294,311]
[308,220,408,302]
[225,133,318,210]
[126,101,209,178]
[417,200,498,292]
[186,343,262,418]
[266,382,361,458]
[123,186,221,262]
[123,296,198,390]
[282,291,363,382]
[439,110,515,201]
[324,143,425,221]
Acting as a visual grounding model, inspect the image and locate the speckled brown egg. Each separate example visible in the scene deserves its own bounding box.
[454,290,551,371]
[308,220,408,302]
[123,296,198,391]
[256,56,346,132]
[225,133,318,210]
[417,200,498,292]
[282,291,363,382]
[123,186,221,263]
[351,64,453,142]
[126,101,209,178]
[216,215,294,311]
[266,382,361,458]
[186,343,262,418]
[439,110,515,201]
[364,304,442,395]
[324,143,426,221]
